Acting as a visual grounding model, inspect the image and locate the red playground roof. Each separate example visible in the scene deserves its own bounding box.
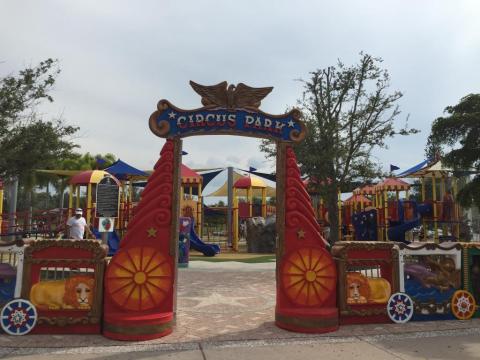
[69,170,120,186]
[375,178,410,191]
[234,176,266,189]
[181,164,202,184]
[344,194,373,205]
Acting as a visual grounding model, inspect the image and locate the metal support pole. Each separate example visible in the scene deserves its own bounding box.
[432,175,438,243]
[421,177,426,241]
[8,178,18,241]
[227,166,233,247]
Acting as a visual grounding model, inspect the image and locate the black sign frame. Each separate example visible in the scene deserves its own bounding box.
[96,176,120,218]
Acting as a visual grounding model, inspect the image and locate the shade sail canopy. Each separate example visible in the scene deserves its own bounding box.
[344,194,373,205]
[200,169,224,187]
[206,171,276,197]
[395,159,453,178]
[105,159,149,180]
[238,168,277,182]
[234,176,267,189]
[375,178,410,192]
[205,171,244,197]
[69,170,120,185]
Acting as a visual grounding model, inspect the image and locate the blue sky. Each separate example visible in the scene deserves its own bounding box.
[1,0,479,184]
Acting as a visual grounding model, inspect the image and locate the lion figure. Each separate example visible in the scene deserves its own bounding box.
[346,272,369,304]
[346,272,391,304]
[30,275,95,310]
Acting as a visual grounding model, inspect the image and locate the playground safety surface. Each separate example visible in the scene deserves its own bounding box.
[1,260,480,352]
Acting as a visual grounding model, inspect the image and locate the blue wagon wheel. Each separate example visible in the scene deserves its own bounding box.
[1,299,37,335]
[387,292,414,324]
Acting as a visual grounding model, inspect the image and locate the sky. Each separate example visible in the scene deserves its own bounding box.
[1,0,479,197]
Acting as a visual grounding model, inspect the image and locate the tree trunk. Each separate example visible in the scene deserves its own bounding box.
[26,190,33,234]
[325,188,339,244]
[7,178,18,241]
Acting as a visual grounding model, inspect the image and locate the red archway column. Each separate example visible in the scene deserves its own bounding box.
[103,139,181,340]
[275,144,338,333]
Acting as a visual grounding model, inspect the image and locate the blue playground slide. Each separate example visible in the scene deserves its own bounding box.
[92,229,120,256]
[189,226,220,257]
[388,217,421,243]
[388,201,432,243]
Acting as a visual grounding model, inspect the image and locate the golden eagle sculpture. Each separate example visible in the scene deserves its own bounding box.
[189,80,273,109]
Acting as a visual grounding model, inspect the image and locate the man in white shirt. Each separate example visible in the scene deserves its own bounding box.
[66,208,93,240]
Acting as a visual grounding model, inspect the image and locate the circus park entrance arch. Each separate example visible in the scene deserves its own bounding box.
[102,81,339,340]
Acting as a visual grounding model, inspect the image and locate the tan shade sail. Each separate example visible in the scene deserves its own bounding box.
[206,171,276,197]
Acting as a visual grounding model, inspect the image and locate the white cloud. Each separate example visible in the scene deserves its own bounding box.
[1,0,479,176]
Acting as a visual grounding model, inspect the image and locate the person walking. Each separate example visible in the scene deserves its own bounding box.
[66,208,93,240]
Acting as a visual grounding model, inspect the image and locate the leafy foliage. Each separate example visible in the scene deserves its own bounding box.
[0,59,79,181]
[261,53,418,242]
[427,94,480,208]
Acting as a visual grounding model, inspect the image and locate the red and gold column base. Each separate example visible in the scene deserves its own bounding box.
[103,312,174,341]
[275,307,338,334]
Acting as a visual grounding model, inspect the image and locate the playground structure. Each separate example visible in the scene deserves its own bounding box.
[312,158,463,244]
[231,175,276,251]
[0,160,148,242]
[179,164,203,236]
[204,171,276,251]
[0,81,479,340]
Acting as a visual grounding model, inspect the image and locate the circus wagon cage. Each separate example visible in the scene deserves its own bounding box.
[393,242,470,322]
[459,242,480,319]
[20,240,108,334]
[332,241,400,325]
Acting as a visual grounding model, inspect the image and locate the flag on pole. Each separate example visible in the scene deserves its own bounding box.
[390,164,400,172]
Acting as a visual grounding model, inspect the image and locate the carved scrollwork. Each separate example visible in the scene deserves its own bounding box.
[158,183,173,194]
[341,308,386,317]
[24,240,107,261]
[289,121,306,142]
[156,162,173,174]
[149,118,170,138]
[154,209,172,227]
[38,316,99,327]
[398,242,462,251]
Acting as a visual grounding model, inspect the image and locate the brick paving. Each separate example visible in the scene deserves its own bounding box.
[1,260,480,349]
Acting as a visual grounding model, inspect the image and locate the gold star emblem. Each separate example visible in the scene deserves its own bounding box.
[297,228,305,239]
[147,227,157,238]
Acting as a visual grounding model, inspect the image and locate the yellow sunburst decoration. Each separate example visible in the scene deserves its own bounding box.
[281,247,336,306]
[106,247,172,311]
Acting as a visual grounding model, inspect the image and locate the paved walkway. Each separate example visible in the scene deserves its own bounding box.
[1,261,480,359]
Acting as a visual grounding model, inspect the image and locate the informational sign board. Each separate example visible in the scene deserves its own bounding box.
[96,176,120,218]
[98,217,114,232]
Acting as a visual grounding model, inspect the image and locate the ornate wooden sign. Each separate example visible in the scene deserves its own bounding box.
[149,81,306,142]
[103,80,337,341]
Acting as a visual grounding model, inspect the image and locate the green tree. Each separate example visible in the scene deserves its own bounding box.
[50,152,117,208]
[0,59,79,181]
[261,53,418,242]
[427,94,480,208]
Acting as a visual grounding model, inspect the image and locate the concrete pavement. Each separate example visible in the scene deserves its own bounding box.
[1,261,480,359]
[1,329,480,359]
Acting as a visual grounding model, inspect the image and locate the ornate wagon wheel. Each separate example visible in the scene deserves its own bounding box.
[387,292,414,324]
[1,299,37,335]
[451,290,476,320]
[281,247,336,306]
[106,247,173,311]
